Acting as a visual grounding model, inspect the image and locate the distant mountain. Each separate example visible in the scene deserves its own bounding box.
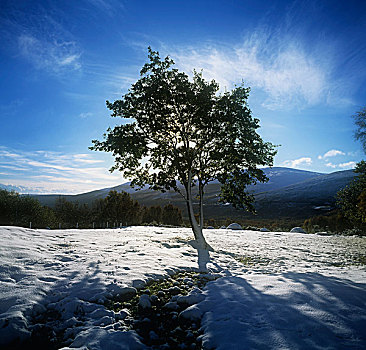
[250,169,356,218]
[0,167,349,220]
[0,183,46,194]
[25,167,356,220]
[28,167,320,207]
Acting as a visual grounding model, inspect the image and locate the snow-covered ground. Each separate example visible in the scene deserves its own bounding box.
[0,226,365,349]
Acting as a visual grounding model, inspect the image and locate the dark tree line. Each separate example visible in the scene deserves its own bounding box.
[0,189,183,229]
[0,190,56,227]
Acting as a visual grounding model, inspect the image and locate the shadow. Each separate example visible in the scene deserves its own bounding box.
[1,264,123,350]
[200,272,366,349]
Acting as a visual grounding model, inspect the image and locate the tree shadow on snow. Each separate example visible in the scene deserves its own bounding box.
[3,262,108,350]
[201,272,366,349]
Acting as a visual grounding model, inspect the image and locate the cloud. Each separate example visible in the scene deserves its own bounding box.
[339,161,357,169]
[85,0,124,16]
[79,112,93,119]
[318,149,345,159]
[168,30,332,110]
[1,3,82,76]
[0,147,124,194]
[18,33,81,74]
[325,161,356,169]
[282,157,312,168]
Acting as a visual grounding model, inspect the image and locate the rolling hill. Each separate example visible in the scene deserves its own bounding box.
[20,167,355,220]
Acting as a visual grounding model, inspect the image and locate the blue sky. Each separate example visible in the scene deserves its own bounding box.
[0,0,366,194]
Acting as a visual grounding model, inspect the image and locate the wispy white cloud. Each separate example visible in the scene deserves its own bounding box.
[318,149,345,159]
[79,112,93,119]
[168,31,333,110]
[0,146,124,194]
[85,0,125,16]
[1,2,82,76]
[18,33,81,74]
[282,157,312,168]
[339,161,357,169]
[325,161,356,170]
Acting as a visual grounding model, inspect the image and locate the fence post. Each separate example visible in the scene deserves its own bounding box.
[107,221,109,228]
[93,222,95,229]
[29,222,32,229]
[76,222,78,229]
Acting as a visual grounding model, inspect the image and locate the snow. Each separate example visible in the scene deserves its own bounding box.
[0,225,365,349]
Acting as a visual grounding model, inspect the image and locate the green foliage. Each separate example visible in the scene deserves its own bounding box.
[0,189,56,228]
[303,211,352,233]
[335,106,366,232]
[0,189,184,229]
[101,190,141,225]
[336,161,366,230]
[353,107,366,153]
[91,48,276,241]
[161,204,183,226]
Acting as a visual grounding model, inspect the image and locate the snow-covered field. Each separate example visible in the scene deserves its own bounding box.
[0,226,365,349]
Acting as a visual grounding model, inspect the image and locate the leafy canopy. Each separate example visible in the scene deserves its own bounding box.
[337,161,366,227]
[354,107,366,153]
[336,105,366,230]
[91,48,276,213]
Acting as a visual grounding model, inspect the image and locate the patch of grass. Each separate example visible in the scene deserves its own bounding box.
[218,249,272,266]
[236,255,254,265]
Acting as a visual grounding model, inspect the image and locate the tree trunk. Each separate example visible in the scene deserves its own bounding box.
[185,171,211,250]
[199,180,204,229]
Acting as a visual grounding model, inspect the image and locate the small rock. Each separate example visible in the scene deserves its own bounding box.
[167,286,182,295]
[118,287,137,301]
[227,223,243,230]
[150,295,159,303]
[157,291,165,298]
[139,294,151,309]
[163,301,179,310]
[290,227,306,233]
[132,279,145,289]
[115,309,129,320]
[149,330,159,340]
[177,292,205,306]
[186,331,194,339]
[179,305,203,322]
[260,227,270,232]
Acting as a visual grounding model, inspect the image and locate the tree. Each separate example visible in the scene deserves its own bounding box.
[142,205,162,224]
[353,107,366,153]
[336,106,366,231]
[162,204,183,226]
[102,190,141,225]
[0,190,56,228]
[91,48,276,249]
[337,161,366,229]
